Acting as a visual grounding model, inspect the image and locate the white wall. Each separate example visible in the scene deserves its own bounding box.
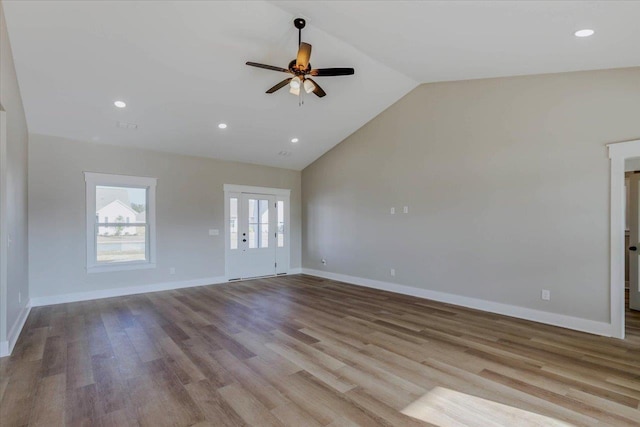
[29,134,301,301]
[302,67,640,326]
[0,0,29,355]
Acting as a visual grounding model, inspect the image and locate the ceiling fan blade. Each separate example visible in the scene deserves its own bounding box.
[306,78,326,98]
[246,62,290,73]
[296,42,312,70]
[266,78,293,94]
[310,68,355,77]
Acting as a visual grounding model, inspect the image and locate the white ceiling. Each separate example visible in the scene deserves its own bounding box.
[273,1,640,83]
[3,1,639,170]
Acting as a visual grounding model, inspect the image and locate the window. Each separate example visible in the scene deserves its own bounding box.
[230,197,238,249]
[277,200,284,248]
[85,172,157,273]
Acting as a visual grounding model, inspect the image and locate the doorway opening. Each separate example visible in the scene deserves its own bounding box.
[608,140,640,339]
[623,165,640,339]
[224,184,290,280]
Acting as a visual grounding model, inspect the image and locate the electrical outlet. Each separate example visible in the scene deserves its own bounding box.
[321,258,327,265]
[170,267,176,275]
[541,289,551,301]
[390,268,395,277]
[390,207,395,215]
[403,206,409,214]
[209,229,219,236]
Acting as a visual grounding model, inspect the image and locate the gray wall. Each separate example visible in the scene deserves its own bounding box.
[302,67,640,323]
[0,0,29,344]
[29,134,301,299]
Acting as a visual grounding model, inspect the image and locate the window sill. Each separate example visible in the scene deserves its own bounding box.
[87,262,156,274]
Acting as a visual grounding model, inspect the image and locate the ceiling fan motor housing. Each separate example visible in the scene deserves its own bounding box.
[288,59,311,75]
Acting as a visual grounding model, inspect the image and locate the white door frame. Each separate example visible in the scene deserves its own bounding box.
[0,109,7,349]
[223,184,291,280]
[608,139,640,339]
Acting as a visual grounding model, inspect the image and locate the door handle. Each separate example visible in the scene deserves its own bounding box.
[630,246,637,251]
[242,239,247,242]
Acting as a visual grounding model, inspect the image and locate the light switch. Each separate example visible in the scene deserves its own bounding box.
[209,229,219,236]
[403,206,409,214]
[390,207,395,215]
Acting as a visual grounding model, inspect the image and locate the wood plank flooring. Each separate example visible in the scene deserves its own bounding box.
[1,275,639,426]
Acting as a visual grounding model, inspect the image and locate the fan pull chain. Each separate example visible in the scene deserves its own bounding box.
[299,82,304,106]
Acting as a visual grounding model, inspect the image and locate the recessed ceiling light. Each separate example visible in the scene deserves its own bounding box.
[114,100,126,108]
[574,29,595,38]
[218,123,227,129]
[291,138,299,143]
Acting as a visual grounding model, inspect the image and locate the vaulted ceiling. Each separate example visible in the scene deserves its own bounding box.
[3,1,639,170]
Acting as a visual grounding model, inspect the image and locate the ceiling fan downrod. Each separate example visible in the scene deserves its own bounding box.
[294,18,306,47]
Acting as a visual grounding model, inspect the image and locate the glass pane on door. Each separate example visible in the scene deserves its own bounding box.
[248,199,258,248]
[259,199,269,248]
[248,198,270,249]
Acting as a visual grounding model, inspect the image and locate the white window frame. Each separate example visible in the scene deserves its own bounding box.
[85,172,157,273]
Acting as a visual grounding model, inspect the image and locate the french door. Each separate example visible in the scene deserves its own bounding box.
[628,173,640,311]
[225,186,289,280]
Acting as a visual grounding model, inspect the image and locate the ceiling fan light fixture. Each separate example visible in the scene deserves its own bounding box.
[290,76,301,90]
[289,86,300,96]
[303,79,315,94]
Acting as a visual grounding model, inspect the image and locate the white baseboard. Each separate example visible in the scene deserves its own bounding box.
[301,268,614,337]
[28,270,306,309]
[30,276,228,307]
[0,302,32,358]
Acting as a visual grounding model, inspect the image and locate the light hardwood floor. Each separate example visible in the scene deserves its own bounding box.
[1,275,639,426]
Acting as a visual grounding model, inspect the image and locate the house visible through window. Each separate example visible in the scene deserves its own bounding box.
[85,172,157,272]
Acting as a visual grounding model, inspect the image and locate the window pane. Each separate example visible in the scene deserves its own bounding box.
[230,198,238,250]
[259,199,269,248]
[247,199,269,248]
[277,201,284,248]
[87,173,156,271]
[97,225,146,263]
[96,186,147,224]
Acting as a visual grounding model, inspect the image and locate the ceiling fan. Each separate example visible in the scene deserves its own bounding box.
[246,18,354,103]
